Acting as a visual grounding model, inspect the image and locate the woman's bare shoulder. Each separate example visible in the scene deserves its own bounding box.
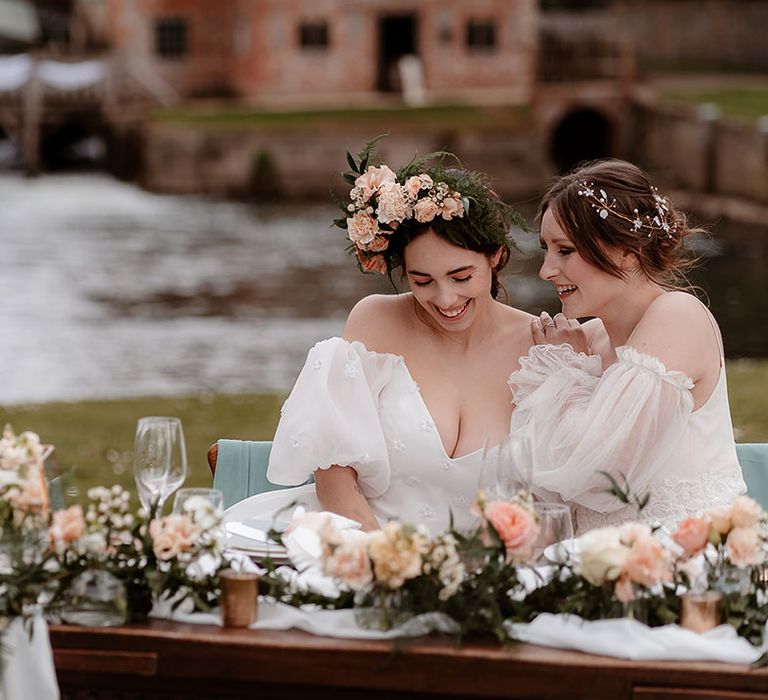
[343,294,413,353]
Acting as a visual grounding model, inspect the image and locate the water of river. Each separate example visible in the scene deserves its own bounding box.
[0,172,765,405]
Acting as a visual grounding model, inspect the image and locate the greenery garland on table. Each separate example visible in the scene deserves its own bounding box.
[2,425,768,670]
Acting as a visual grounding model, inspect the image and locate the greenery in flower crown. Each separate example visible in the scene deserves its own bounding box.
[333,135,527,277]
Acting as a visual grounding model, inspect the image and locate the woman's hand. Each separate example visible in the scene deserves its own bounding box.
[531,312,589,354]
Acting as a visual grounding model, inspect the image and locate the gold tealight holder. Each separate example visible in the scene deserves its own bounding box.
[220,570,259,627]
[680,591,722,634]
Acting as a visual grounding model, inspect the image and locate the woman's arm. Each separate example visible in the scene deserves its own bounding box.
[314,465,380,531]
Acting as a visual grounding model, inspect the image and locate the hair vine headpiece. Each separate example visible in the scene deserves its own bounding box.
[576,181,676,239]
[333,136,525,275]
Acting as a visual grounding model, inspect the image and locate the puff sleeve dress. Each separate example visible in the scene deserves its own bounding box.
[507,343,746,534]
[233,338,487,532]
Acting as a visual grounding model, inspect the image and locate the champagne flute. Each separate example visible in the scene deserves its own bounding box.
[158,417,188,509]
[133,417,186,514]
[478,434,531,501]
[532,502,574,564]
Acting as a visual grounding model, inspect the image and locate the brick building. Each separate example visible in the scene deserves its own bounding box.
[105,0,537,105]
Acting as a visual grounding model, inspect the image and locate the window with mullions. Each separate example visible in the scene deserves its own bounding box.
[299,21,329,49]
[466,20,496,51]
[155,17,188,59]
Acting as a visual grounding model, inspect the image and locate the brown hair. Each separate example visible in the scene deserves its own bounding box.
[537,159,703,289]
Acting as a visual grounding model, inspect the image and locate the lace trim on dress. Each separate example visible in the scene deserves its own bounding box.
[507,343,603,403]
[573,465,745,534]
[615,346,695,391]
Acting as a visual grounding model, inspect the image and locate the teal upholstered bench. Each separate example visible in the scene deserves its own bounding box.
[209,440,768,512]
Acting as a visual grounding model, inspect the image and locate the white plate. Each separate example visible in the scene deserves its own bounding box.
[543,538,579,564]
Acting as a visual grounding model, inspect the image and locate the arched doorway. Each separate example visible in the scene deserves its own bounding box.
[550,108,613,173]
[40,119,107,170]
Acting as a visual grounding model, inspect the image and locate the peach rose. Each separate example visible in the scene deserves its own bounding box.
[707,504,732,535]
[347,210,379,247]
[355,164,396,201]
[614,573,635,604]
[440,194,465,220]
[484,501,539,561]
[323,539,373,590]
[150,514,200,561]
[622,535,671,588]
[672,517,711,558]
[726,526,765,568]
[49,505,85,543]
[413,198,439,223]
[729,496,763,529]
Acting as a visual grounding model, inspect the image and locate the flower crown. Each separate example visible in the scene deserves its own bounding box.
[334,138,523,275]
[577,181,677,239]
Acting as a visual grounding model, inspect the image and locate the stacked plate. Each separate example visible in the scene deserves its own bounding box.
[226,519,291,565]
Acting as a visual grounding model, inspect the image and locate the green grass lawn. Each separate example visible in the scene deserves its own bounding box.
[2,360,767,505]
[151,104,531,130]
[659,87,768,120]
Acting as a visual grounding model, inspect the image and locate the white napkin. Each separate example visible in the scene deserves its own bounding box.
[0,616,59,700]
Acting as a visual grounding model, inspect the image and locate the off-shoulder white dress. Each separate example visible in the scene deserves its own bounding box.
[232,337,486,533]
[507,343,746,534]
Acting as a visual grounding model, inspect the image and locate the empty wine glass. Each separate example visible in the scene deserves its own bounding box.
[477,434,531,501]
[532,502,574,564]
[133,417,187,514]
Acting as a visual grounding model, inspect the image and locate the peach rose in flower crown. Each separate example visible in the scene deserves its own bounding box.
[362,234,390,253]
[672,517,711,558]
[49,505,85,544]
[729,496,763,529]
[413,198,440,223]
[726,526,765,568]
[484,501,539,562]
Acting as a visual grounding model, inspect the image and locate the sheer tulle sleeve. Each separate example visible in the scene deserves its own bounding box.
[508,344,695,512]
[266,337,398,498]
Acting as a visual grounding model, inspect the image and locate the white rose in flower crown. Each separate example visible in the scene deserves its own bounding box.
[347,210,379,247]
[376,182,412,224]
[577,527,630,585]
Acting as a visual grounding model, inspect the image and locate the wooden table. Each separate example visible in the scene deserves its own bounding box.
[50,620,768,700]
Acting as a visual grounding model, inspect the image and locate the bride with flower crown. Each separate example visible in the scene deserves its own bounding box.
[230,141,536,533]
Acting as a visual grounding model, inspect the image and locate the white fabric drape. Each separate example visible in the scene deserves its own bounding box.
[508,344,694,513]
[0,616,59,700]
[0,54,31,91]
[0,55,106,93]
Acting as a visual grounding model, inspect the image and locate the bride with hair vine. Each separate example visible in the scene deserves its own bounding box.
[508,159,746,535]
[232,137,536,533]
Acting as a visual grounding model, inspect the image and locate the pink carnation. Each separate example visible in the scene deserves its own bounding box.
[149,514,200,561]
[347,211,379,247]
[484,501,539,562]
[355,165,396,201]
[323,539,373,590]
[730,496,763,529]
[672,517,711,558]
[404,176,423,200]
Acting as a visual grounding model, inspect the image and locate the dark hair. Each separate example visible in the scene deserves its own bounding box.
[386,166,514,300]
[538,159,702,289]
[336,139,525,301]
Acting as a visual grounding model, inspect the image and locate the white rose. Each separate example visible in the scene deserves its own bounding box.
[577,527,630,585]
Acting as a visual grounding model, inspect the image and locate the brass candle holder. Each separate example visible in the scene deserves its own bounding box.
[220,570,259,627]
[680,591,722,633]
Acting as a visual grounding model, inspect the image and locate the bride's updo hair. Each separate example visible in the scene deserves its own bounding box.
[538,159,703,289]
[335,138,526,300]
